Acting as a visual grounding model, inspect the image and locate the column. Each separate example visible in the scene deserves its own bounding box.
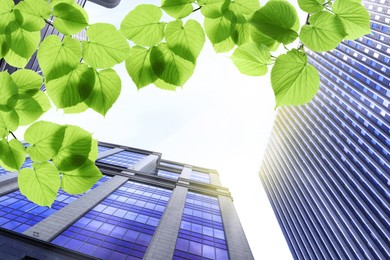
[143,185,188,260]
[218,195,254,260]
[23,175,128,241]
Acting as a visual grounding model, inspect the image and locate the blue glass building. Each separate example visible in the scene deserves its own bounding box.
[0,1,252,258]
[259,0,390,259]
[0,142,253,259]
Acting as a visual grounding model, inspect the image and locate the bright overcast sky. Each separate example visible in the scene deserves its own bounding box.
[16,0,298,258]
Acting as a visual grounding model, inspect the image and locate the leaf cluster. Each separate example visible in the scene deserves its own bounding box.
[0,0,371,206]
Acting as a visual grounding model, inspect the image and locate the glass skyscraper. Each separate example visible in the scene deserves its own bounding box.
[0,142,253,259]
[0,2,252,259]
[259,0,389,259]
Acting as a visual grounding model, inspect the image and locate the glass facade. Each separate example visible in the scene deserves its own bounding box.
[98,145,112,153]
[173,192,229,260]
[97,151,147,168]
[0,176,109,234]
[190,171,211,184]
[52,181,172,259]
[259,0,390,259]
[0,159,32,175]
[159,161,184,171]
[157,169,180,180]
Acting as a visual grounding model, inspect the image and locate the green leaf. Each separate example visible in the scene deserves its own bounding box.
[332,0,370,40]
[161,0,194,19]
[11,69,43,94]
[0,71,18,110]
[0,112,9,138]
[165,19,205,63]
[298,0,324,13]
[25,121,66,162]
[63,102,89,114]
[46,63,95,108]
[89,139,98,161]
[84,69,121,116]
[0,0,14,14]
[61,160,102,194]
[14,94,45,126]
[213,36,235,53]
[4,26,40,68]
[232,43,271,76]
[229,0,260,16]
[125,46,157,89]
[154,78,178,91]
[0,34,7,58]
[232,16,252,46]
[38,35,81,81]
[250,25,279,51]
[150,43,195,86]
[52,125,92,171]
[18,162,60,207]
[32,91,51,112]
[271,49,320,107]
[204,10,236,44]
[200,0,230,18]
[0,139,26,172]
[120,4,165,46]
[52,3,89,35]
[250,0,299,44]
[0,0,15,34]
[15,0,51,31]
[82,23,130,69]
[300,11,346,52]
[0,110,18,133]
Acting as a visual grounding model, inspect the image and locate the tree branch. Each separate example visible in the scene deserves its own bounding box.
[9,131,17,140]
[193,6,202,12]
[44,19,53,26]
[305,14,310,25]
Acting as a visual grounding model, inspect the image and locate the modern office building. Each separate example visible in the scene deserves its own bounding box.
[259,0,390,259]
[0,142,253,259]
[1,2,253,259]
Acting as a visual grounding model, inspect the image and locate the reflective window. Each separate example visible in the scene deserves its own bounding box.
[173,192,229,260]
[190,171,211,184]
[97,151,147,168]
[52,181,172,259]
[98,146,112,153]
[159,161,184,170]
[0,159,33,175]
[157,169,180,180]
[0,176,109,233]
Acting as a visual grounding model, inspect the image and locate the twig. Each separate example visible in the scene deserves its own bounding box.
[9,131,17,140]
[193,6,202,12]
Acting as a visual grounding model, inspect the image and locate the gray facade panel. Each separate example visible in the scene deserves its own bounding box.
[144,185,188,260]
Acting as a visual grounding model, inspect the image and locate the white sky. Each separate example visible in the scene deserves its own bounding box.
[16,1,299,258]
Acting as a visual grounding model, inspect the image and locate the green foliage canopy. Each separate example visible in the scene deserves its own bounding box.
[0,0,370,206]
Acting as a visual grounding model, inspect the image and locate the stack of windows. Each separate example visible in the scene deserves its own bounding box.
[157,169,180,180]
[0,176,109,234]
[159,161,184,171]
[190,171,211,184]
[98,145,112,153]
[52,181,172,259]
[97,151,147,168]
[174,192,229,260]
[259,0,390,259]
[0,159,33,176]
